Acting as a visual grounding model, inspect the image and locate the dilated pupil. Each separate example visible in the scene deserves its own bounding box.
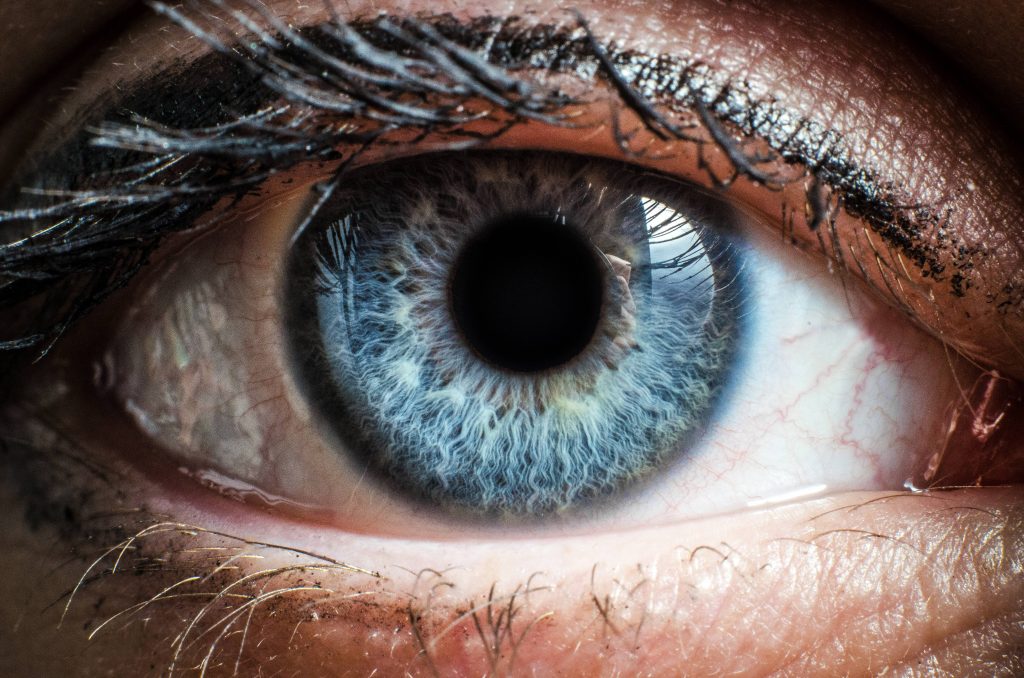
[450,214,604,372]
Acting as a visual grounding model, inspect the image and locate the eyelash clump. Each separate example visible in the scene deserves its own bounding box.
[0,0,965,366]
[0,5,578,359]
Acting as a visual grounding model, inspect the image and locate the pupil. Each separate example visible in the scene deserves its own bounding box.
[450,214,605,372]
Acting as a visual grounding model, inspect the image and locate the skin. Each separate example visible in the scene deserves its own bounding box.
[1,1,1022,676]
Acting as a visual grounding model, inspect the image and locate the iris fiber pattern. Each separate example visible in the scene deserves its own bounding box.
[288,153,744,517]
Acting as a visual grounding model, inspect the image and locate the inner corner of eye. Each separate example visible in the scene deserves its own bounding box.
[101,149,1002,534]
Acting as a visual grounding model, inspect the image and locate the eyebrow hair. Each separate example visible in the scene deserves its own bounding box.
[0,5,956,359]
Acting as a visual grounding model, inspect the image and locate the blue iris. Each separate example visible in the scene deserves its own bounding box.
[287,152,744,518]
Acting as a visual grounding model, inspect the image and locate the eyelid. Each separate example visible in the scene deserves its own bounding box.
[2,1,1023,379]
[2,5,1024,673]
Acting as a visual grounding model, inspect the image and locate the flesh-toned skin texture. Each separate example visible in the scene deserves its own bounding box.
[0,1,1023,676]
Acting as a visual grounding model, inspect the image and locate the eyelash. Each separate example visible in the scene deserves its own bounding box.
[0,1,954,366]
[0,8,577,358]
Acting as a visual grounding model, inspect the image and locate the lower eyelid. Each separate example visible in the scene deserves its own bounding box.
[4,423,1019,677]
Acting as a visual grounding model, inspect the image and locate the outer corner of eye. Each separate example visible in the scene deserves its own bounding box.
[73,144,1020,543]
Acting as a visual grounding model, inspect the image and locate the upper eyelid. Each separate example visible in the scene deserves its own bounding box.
[0,12,923,249]
[0,3,1021,371]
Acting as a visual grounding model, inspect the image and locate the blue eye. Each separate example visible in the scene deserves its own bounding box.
[286,151,745,516]
[4,0,1013,542]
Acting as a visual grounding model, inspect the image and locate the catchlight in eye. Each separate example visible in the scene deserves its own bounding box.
[286,152,745,519]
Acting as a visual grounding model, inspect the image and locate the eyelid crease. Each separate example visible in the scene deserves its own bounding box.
[0,1,1020,376]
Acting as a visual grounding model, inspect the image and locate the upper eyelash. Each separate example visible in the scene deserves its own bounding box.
[0,0,955,361]
[0,8,573,358]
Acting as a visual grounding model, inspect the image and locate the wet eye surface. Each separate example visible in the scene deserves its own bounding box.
[1,0,1023,675]
[99,146,1014,536]
[102,151,743,525]
[287,152,742,517]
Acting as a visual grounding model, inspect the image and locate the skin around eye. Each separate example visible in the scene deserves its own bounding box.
[92,149,1017,537]
[0,1,1022,676]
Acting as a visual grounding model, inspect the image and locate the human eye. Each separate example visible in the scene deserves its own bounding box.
[1,1,1022,675]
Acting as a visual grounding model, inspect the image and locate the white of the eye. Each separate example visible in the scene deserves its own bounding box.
[599,209,961,528]
[105,191,965,535]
